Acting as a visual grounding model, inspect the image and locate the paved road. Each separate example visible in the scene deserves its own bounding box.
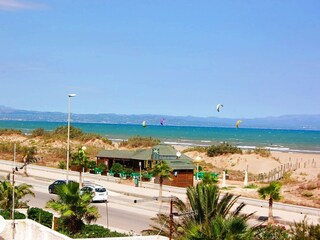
[1,172,164,234]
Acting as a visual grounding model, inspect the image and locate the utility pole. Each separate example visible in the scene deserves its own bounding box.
[12,144,16,240]
[169,197,173,240]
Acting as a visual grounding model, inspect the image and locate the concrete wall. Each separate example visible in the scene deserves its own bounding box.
[1,219,70,240]
[1,219,168,240]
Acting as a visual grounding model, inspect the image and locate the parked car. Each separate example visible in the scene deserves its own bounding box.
[48,180,75,194]
[80,184,108,202]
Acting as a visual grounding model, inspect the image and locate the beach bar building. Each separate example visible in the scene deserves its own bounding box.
[96,144,195,187]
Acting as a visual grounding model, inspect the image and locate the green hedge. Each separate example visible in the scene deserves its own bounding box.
[27,207,53,228]
[61,224,127,238]
[0,210,26,219]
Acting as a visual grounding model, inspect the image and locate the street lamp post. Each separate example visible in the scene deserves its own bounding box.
[66,93,76,183]
[139,161,142,187]
[194,156,201,182]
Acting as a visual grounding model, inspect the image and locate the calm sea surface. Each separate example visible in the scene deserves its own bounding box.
[0,120,319,153]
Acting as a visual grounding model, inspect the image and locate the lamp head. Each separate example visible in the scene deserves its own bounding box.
[68,93,77,97]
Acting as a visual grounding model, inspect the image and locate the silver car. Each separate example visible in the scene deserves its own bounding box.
[80,185,108,203]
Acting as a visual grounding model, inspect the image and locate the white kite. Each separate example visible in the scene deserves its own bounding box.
[216,104,224,112]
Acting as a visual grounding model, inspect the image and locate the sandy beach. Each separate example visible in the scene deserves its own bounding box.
[174,145,320,176]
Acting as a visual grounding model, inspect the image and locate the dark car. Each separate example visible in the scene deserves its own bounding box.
[48,180,75,194]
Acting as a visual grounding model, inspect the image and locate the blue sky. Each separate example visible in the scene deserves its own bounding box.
[0,0,319,118]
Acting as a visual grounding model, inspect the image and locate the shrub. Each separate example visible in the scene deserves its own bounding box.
[123,167,133,176]
[58,160,66,169]
[97,162,107,172]
[119,136,160,148]
[281,171,297,184]
[27,207,53,228]
[80,133,112,145]
[0,210,26,219]
[0,129,23,136]
[110,163,123,175]
[50,147,66,158]
[31,128,48,137]
[255,224,289,240]
[65,224,127,238]
[290,216,320,240]
[254,147,271,157]
[182,146,207,153]
[245,183,259,189]
[301,191,313,197]
[87,161,97,170]
[207,142,242,157]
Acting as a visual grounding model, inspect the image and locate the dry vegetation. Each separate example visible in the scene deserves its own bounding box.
[0,127,114,168]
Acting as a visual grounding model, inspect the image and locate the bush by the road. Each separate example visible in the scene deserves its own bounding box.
[27,207,53,228]
[61,224,127,238]
[0,210,26,219]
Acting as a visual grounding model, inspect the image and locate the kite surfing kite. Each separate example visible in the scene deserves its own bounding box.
[160,118,165,126]
[216,104,223,112]
[142,121,147,128]
[235,120,242,128]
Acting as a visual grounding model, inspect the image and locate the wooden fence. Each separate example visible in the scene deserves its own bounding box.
[257,158,318,183]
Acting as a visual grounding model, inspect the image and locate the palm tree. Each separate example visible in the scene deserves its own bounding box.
[0,180,34,216]
[201,172,218,185]
[258,181,282,224]
[185,215,253,240]
[22,146,38,177]
[142,183,253,239]
[187,183,250,226]
[46,181,100,234]
[151,161,172,202]
[71,147,89,188]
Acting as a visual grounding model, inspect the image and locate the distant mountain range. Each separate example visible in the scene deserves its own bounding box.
[0,105,319,130]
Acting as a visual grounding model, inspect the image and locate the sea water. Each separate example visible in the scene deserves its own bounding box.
[0,120,319,153]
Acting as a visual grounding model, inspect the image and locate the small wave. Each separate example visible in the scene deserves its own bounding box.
[201,140,212,143]
[265,147,290,151]
[163,141,195,146]
[286,149,320,154]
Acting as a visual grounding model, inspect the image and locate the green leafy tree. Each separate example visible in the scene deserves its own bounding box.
[71,147,89,188]
[258,181,282,224]
[46,181,100,235]
[152,161,172,202]
[0,180,34,216]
